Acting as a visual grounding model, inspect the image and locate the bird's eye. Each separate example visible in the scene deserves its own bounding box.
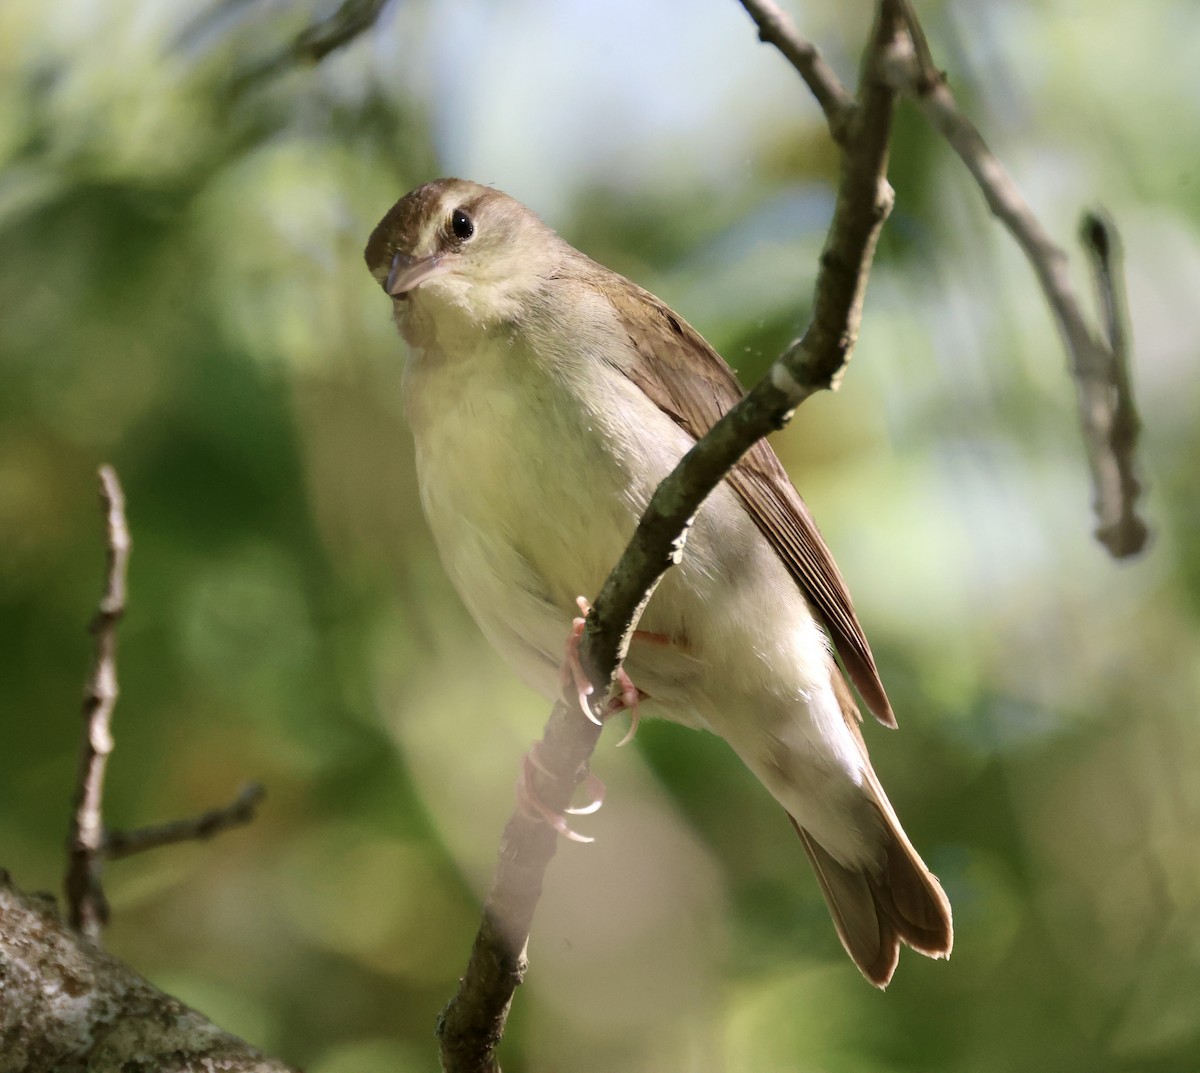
[450,208,475,241]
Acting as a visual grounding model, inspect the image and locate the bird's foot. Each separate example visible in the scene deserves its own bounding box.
[516,741,606,844]
[562,596,644,746]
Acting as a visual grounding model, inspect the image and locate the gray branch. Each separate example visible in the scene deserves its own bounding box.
[64,465,130,939]
[104,783,267,861]
[737,0,857,141]
[0,871,297,1073]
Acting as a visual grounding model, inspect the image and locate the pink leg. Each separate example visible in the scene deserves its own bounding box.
[561,608,600,726]
[563,596,646,745]
[524,597,658,842]
[516,743,605,844]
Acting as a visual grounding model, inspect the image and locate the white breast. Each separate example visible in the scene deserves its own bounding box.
[402,297,655,699]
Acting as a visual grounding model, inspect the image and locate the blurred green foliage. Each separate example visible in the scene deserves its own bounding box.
[2,1,1199,1071]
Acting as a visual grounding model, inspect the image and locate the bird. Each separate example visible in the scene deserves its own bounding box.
[364,177,952,987]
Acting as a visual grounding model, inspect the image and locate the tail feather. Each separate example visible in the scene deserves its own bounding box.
[790,811,952,989]
[794,661,953,986]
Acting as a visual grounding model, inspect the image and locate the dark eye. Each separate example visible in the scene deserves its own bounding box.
[450,208,475,241]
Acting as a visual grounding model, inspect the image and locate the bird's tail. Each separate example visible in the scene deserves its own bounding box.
[790,805,952,988]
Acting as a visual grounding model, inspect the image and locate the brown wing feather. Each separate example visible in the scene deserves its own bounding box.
[593,269,896,727]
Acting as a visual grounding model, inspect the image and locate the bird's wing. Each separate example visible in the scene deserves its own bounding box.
[596,271,895,727]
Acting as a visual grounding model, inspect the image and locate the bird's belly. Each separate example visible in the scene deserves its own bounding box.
[404,336,648,698]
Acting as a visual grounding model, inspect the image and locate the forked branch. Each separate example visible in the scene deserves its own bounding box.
[878,4,1147,557]
[63,466,266,943]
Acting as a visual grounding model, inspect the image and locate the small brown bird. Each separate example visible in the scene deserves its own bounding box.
[365,178,952,987]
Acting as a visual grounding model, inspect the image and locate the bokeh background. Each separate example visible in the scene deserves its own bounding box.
[3,1,1199,1070]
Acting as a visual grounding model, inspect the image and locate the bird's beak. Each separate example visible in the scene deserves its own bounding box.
[386,251,451,296]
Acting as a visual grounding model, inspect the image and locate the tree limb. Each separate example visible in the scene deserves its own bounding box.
[0,872,297,1073]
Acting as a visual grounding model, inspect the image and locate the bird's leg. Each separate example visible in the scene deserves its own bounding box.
[563,596,646,746]
[519,597,655,842]
[515,743,605,844]
[561,608,600,725]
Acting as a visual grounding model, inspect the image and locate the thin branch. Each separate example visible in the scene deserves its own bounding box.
[1080,211,1147,556]
[436,4,907,1070]
[737,0,856,141]
[781,0,900,391]
[104,783,266,861]
[289,0,391,63]
[64,465,130,940]
[880,4,1148,557]
[227,0,391,96]
[62,469,269,943]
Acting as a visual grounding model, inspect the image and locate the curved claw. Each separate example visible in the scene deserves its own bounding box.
[562,612,602,724]
[564,772,606,816]
[610,666,642,747]
[517,750,597,843]
[526,745,606,816]
[546,812,595,844]
[614,709,640,747]
[563,596,649,736]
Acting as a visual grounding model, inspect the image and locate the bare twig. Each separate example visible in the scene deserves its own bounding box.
[104,783,267,861]
[880,4,1148,557]
[436,5,907,1070]
[64,465,130,939]
[778,1,900,393]
[62,468,269,942]
[737,0,857,141]
[288,0,390,64]
[1080,212,1147,556]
